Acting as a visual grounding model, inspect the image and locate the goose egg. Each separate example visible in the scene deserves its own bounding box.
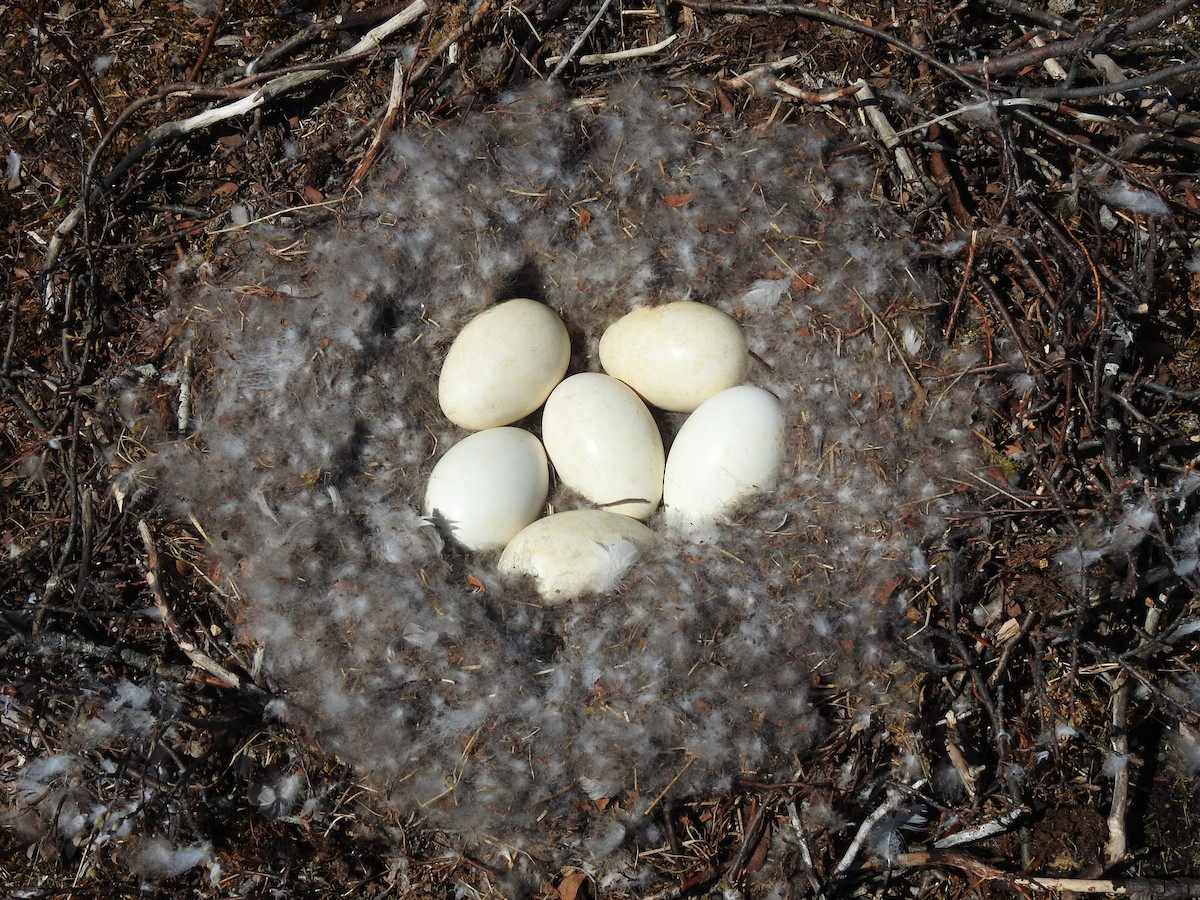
[541,373,664,520]
[498,509,655,603]
[663,385,785,531]
[423,427,549,551]
[598,301,747,412]
[438,298,570,430]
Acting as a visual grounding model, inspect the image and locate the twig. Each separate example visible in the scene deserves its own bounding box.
[678,1,986,93]
[854,82,924,190]
[943,230,977,343]
[41,1,430,280]
[0,372,51,433]
[987,611,1041,688]
[548,33,678,67]
[137,519,260,695]
[177,348,192,435]
[349,58,406,189]
[825,784,919,888]
[981,0,1077,33]
[897,850,1200,895]
[768,76,865,105]
[728,796,776,883]
[1104,669,1132,869]
[186,0,226,82]
[912,26,973,226]
[787,801,822,893]
[1022,59,1200,101]
[548,0,615,78]
[934,805,1029,848]
[955,0,1199,77]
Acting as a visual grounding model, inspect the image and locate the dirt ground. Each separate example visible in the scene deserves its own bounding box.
[3,0,1200,897]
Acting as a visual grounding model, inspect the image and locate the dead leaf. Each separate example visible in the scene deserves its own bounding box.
[557,871,590,900]
[744,817,772,875]
[303,186,325,203]
[663,192,693,208]
[576,206,591,228]
[874,577,903,604]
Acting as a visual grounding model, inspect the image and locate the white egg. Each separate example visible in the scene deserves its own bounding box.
[423,427,548,551]
[438,299,570,430]
[497,509,656,604]
[541,373,664,520]
[598,301,748,412]
[663,385,786,531]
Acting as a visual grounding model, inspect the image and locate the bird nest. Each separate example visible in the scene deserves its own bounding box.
[3,0,1200,896]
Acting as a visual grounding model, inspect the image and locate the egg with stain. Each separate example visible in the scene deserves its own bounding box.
[541,373,664,520]
[438,298,571,430]
[423,427,549,551]
[598,301,747,412]
[498,509,656,603]
[663,385,786,531]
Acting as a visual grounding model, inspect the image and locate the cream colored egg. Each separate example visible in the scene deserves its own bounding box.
[423,427,548,551]
[598,301,748,412]
[541,373,664,520]
[497,509,655,604]
[438,299,570,430]
[663,385,785,531]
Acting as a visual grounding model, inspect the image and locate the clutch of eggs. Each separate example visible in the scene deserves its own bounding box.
[426,298,784,600]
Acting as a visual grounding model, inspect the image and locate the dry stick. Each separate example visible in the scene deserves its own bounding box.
[186,0,226,82]
[720,59,867,104]
[400,0,493,109]
[349,58,405,189]
[548,0,615,78]
[727,796,777,883]
[933,805,1030,849]
[987,611,1041,688]
[679,1,986,94]
[1104,602,1164,868]
[982,0,1077,34]
[855,82,925,191]
[0,372,50,433]
[956,0,1199,77]
[824,784,921,890]
[547,33,678,67]
[765,76,865,105]
[897,849,1200,896]
[912,27,973,227]
[1024,59,1200,101]
[943,230,978,344]
[787,801,822,893]
[1104,669,1132,869]
[40,1,430,281]
[137,519,259,695]
[10,2,110,133]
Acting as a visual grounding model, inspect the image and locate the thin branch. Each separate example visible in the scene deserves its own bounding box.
[1021,59,1200,100]
[138,519,263,696]
[956,0,1199,77]
[548,0,615,78]
[41,1,430,279]
[678,1,986,93]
